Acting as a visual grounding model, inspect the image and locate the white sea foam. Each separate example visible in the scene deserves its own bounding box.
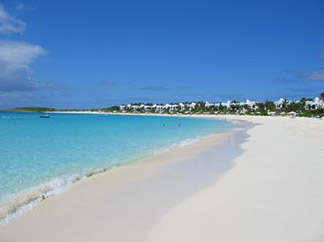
[0,175,79,226]
[153,137,201,155]
[0,135,224,226]
[0,167,115,226]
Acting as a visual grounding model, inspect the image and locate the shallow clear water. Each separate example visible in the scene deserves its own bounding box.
[0,112,232,222]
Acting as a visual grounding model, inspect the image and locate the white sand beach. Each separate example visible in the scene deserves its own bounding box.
[148,116,324,242]
[1,116,324,242]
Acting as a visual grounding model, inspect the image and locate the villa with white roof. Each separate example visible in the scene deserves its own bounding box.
[274,98,293,109]
[221,101,231,109]
[305,97,324,110]
[245,99,257,110]
[205,101,220,108]
[188,102,196,111]
[274,98,285,109]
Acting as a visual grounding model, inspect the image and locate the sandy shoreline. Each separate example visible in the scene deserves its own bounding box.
[1,115,324,242]
[0,117,248,242]
[148,116,324,242]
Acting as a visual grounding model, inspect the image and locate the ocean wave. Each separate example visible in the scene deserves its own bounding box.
[0,165,121,226]
[153,137,201,155]
[0,175,77,226]
[0,135,217,226]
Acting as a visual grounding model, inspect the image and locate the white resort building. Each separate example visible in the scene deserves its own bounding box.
[305,97,324,110]
[116,95,323,114]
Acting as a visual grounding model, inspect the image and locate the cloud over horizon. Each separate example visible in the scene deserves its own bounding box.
[0,41,48,91]
[0,4,26,34]
[0,5,54,96]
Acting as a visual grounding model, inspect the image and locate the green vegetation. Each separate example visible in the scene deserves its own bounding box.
[12,107,56,112]
[300,109,324,118]
[320,92,324,101]
[101,106,120,112]
[264,101,276,111]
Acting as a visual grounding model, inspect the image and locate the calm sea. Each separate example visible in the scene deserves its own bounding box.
[0,112,232,224]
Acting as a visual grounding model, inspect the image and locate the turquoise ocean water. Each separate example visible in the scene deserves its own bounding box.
[0,112,232,224]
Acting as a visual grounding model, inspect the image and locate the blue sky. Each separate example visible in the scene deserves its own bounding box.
[0,0,323,109]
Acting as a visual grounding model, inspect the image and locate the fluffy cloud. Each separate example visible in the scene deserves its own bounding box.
[0,4,26,34]
[0,41,49,91]
[0,4,56,107]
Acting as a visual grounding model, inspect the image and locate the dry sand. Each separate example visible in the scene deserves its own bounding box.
[147,116,324,242]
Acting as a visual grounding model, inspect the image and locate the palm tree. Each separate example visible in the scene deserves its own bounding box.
[320,92,324,101]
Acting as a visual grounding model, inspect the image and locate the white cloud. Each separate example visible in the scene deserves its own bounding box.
[0,41,48,91]
[0,4,26,34]
[0,4,57,102]
[0,41,46,73]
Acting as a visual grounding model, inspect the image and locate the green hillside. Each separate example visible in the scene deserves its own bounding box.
[12,107,56,112]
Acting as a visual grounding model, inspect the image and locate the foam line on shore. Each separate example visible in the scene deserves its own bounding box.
[0,118,251,242]
[0,121,235,226]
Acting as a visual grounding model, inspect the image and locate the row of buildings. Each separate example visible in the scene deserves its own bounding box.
[273,97,324,110]
[118,97,324,113]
